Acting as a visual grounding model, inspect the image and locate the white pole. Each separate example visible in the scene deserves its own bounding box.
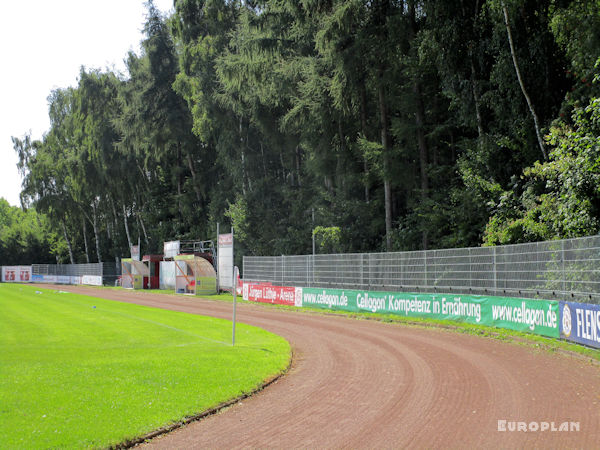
[216,222,220,293]
[312,207,315,256]
[232,265,238,346]
[232,227,236,346]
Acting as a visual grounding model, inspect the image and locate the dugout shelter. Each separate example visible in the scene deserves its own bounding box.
[174,254,217,295]
[121,258,150,289]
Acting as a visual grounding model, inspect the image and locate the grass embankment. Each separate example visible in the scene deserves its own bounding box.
[0,284,290,449]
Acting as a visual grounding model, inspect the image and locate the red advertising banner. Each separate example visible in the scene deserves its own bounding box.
[2,266,32,283]
[218,233,233,247]
[243,282,296,306]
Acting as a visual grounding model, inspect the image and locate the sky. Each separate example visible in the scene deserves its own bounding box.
[0,0,174,207]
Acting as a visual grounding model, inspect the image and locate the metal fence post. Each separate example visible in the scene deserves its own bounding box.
[360,254,364,288]
[493,246,497,294]
[423,250,429,286]
[468,248,472,291]
[561,240,566,294]
[368,253,372,289]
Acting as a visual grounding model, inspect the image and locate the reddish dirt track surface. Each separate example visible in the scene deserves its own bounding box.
[49,285,600,448]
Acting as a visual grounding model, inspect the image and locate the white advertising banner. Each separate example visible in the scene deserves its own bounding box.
[131,245,140,261]
[81,275,103,286]
[2,266,32,283]
[163,241,180,259]
[41,275,57,284]
[57,275,71,284]
[218,233,233,290]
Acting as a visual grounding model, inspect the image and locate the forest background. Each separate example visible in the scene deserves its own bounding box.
[3,0,600,266]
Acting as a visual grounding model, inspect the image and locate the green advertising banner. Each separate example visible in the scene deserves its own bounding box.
[296,287,559,338]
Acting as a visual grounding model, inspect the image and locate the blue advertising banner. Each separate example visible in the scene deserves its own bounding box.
[560,301,600,349]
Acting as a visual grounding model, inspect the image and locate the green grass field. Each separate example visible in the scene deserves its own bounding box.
[0,283,291,449]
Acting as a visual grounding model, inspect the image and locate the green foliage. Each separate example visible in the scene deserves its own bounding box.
[225,194,249,243]
[550,0,600,96]
[313,225,342,254]
[485,64,600,245]
[0,199,61,264]
[11,0,600,260]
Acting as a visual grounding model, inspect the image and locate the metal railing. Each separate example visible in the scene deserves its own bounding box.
[32,262,121,285]
[243,235,600,304]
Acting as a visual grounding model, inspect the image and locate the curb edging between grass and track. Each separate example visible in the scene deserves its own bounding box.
[114,349,295,449]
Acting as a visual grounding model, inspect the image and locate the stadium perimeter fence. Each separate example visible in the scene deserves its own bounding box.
[243,235,600,304]
[32,262,121,286]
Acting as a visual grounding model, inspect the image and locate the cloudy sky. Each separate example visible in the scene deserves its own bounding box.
[0,0,174,207]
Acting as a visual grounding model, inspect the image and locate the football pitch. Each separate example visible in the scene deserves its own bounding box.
[0,283,290,448]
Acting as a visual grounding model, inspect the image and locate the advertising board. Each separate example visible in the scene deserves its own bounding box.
[57,275,71,284]
[42,275,57,284]
[244,282,559,338]
[560,301,600,349]
[243,282,295,306]
[295,288,559,337]
[131,245,140,261]
[30,274,57,283]
[163,241,180,259]
[81,275,103,286]
[218,233,233,290]
[1,266,32,283]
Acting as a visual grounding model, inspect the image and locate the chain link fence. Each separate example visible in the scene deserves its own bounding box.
[243,235,600,304]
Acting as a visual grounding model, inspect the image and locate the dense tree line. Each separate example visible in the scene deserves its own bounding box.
[12,0,600,264]
[0,199,59,265]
